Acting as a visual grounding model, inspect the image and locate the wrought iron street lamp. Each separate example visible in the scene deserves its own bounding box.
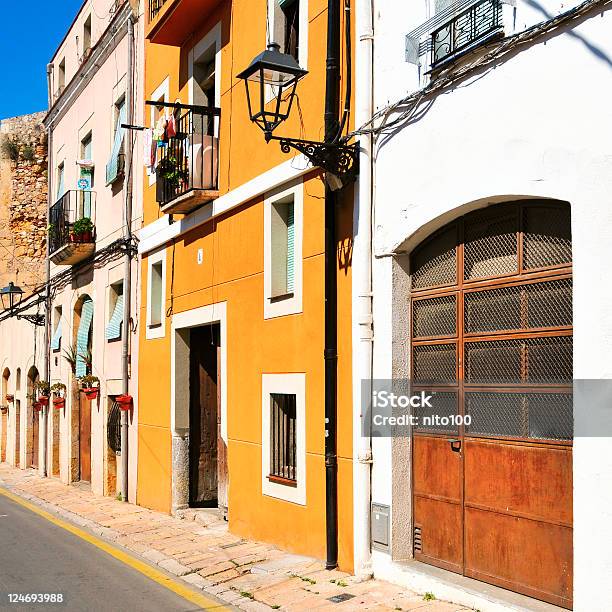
[238,43,358,185]
[0,282,44,326]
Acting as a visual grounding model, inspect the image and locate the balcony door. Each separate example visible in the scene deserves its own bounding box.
[410,201,573,609]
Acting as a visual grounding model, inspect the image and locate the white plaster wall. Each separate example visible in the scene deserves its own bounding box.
[369,1,612,608]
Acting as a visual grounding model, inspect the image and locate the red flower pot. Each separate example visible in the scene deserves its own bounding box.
[83,387,99,401]
[53,397,65,409]
[38,395,49,406]
[116,394,133,411]
[33,402,42,412]
[6,394,14,403]
[0,405,8,413]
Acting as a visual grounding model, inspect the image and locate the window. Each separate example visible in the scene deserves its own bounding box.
[83,15,92,56]
[271,197,295,298]
[51,307,62,352]
[81,132,92,161]
[269,0,307,67]
[75,298,94,378]
[262,373,306,505]
[56,163,65,199]
[106,282,124,341]
[58,59,66,93]
[264,180,303,319]
[146,250,166,339]
[106,97,126,184]
[269,393,297,484]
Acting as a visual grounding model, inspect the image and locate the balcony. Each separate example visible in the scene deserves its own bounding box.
[146,0,222,46]
[431,0,502,68]
[49,191,97,266]
[152,103,220,215]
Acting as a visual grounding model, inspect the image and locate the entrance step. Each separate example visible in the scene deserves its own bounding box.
[377,558,566,612]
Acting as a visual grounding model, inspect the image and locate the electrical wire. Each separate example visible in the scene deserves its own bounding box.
[345,0,611,141]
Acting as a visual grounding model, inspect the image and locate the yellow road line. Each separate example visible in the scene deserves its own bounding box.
[0,486,229,611]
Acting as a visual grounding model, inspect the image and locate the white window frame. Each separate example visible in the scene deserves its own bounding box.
[261,373,306,505]
[267,0,309,70]
[146,248,167,340]
[264,178,303,319]
[148,77,170,186]
[106,280,124,342]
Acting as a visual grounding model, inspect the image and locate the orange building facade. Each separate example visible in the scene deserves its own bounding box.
[137,0,355,569]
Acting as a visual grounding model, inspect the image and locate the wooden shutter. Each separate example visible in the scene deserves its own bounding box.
[105,294,124,341]
[76,299,94,377]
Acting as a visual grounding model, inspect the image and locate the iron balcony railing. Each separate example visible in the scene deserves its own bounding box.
[48,190,96,255]
[149,0,168,22]
[431,0,502,67]
[153,104,221,208]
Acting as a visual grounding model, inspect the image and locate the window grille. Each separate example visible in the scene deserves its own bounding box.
[269,393,297,484]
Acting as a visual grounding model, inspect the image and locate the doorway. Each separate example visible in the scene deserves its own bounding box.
[189,324,227,509]
[410,202,573,609]
[79,395,91,483]
[28,366,40,469]
[14,399,20,467]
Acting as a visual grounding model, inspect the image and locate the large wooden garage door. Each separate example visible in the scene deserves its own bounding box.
[410,202,573,609]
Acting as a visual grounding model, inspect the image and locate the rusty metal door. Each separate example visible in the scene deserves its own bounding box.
[410,202,573,609]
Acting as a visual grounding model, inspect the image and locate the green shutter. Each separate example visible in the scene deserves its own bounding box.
[50,319,62,351]
[286,203,295,293]
[76,299,94,377]
[106,103,127,185]
[105,294,124,341]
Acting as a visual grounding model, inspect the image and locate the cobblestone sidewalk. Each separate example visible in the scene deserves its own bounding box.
[0,464,468,612]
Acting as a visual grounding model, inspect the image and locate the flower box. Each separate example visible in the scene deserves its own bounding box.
[116,394,133,411]
[53,397,65,410]
[82,387,99,401]
[38,395,50,406]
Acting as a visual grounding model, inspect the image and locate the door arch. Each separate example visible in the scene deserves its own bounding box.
[410,200,572,608]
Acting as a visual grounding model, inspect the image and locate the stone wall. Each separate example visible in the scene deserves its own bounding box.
[0,112,48,293]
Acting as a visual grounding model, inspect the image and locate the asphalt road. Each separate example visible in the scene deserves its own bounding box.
[0,492,226,612]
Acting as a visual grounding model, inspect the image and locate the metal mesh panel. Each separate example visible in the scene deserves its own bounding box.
[526,336,573,383]
[465,336,573,384]
[464,278,572,334]
[413,344,456,383]
[412,225,457,289]
[523,205,572,270]
[413,391,458,433]
[464,210,518,280]
[466,391,572,440]
[465,339,522,383]
[413,295,456,338]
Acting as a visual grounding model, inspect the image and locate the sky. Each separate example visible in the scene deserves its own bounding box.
[0,0,85,120]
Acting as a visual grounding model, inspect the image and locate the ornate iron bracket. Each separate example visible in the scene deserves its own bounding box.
[268,136,359,184]
[18,313,45,327]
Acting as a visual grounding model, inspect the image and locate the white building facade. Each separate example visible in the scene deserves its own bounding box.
[43,0,144,501]
[356,0,612,610]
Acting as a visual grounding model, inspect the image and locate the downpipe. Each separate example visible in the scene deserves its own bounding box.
[120,13,135,503]
[353,0,374,579]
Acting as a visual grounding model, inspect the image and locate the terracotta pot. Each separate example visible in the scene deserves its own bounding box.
[38,395,49,406]
[53,397,65,409]
[83,387,99,401]
[116,394,133,411]
[70,231,93,244]
[5,394,14,403]
[33,402,42,412]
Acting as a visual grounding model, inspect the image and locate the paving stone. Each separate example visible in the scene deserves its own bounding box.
[182,573,213,590]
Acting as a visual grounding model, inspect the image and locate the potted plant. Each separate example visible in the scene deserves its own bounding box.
[35,380,51,406]
[5,393,14,403]
[62,344,78,374]
[79,375,100,401]
[70,217,94,243]
[33,401,42,412]
[156,155,187,202]
[116,394,133,411]
[51,383,67,410]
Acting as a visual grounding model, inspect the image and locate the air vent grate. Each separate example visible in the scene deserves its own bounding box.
[414,525,422,553]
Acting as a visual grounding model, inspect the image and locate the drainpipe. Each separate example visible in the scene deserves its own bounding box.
[324,0,342,571]
[353,0,374,580]
[121,14,135,503]
[41,62,54,479]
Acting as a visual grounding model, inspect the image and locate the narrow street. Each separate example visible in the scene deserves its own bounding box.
[0,491,228,611]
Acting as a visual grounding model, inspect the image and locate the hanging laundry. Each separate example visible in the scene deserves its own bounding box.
[153,115,166,141]
[166,113,177,139]
[143,128,155,167]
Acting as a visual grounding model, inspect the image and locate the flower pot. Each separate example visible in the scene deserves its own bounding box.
[5,394,14,403]
[0,405,8,413]
[83,387,99,401]
[33,402,42,412]
[53,397,65,409]
[70,231,93,244]
[116,394,133,411]
[38,395,49,406]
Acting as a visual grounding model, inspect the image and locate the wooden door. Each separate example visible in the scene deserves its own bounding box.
[1,410,6,462]
[31,408,39,469]
[79,395,91,482]
[410,202,573,608]
[14,400,20,466]
[217,345,228,513]
[189,325,219,506]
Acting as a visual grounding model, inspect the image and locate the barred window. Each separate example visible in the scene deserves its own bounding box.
[269,393,297,485]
